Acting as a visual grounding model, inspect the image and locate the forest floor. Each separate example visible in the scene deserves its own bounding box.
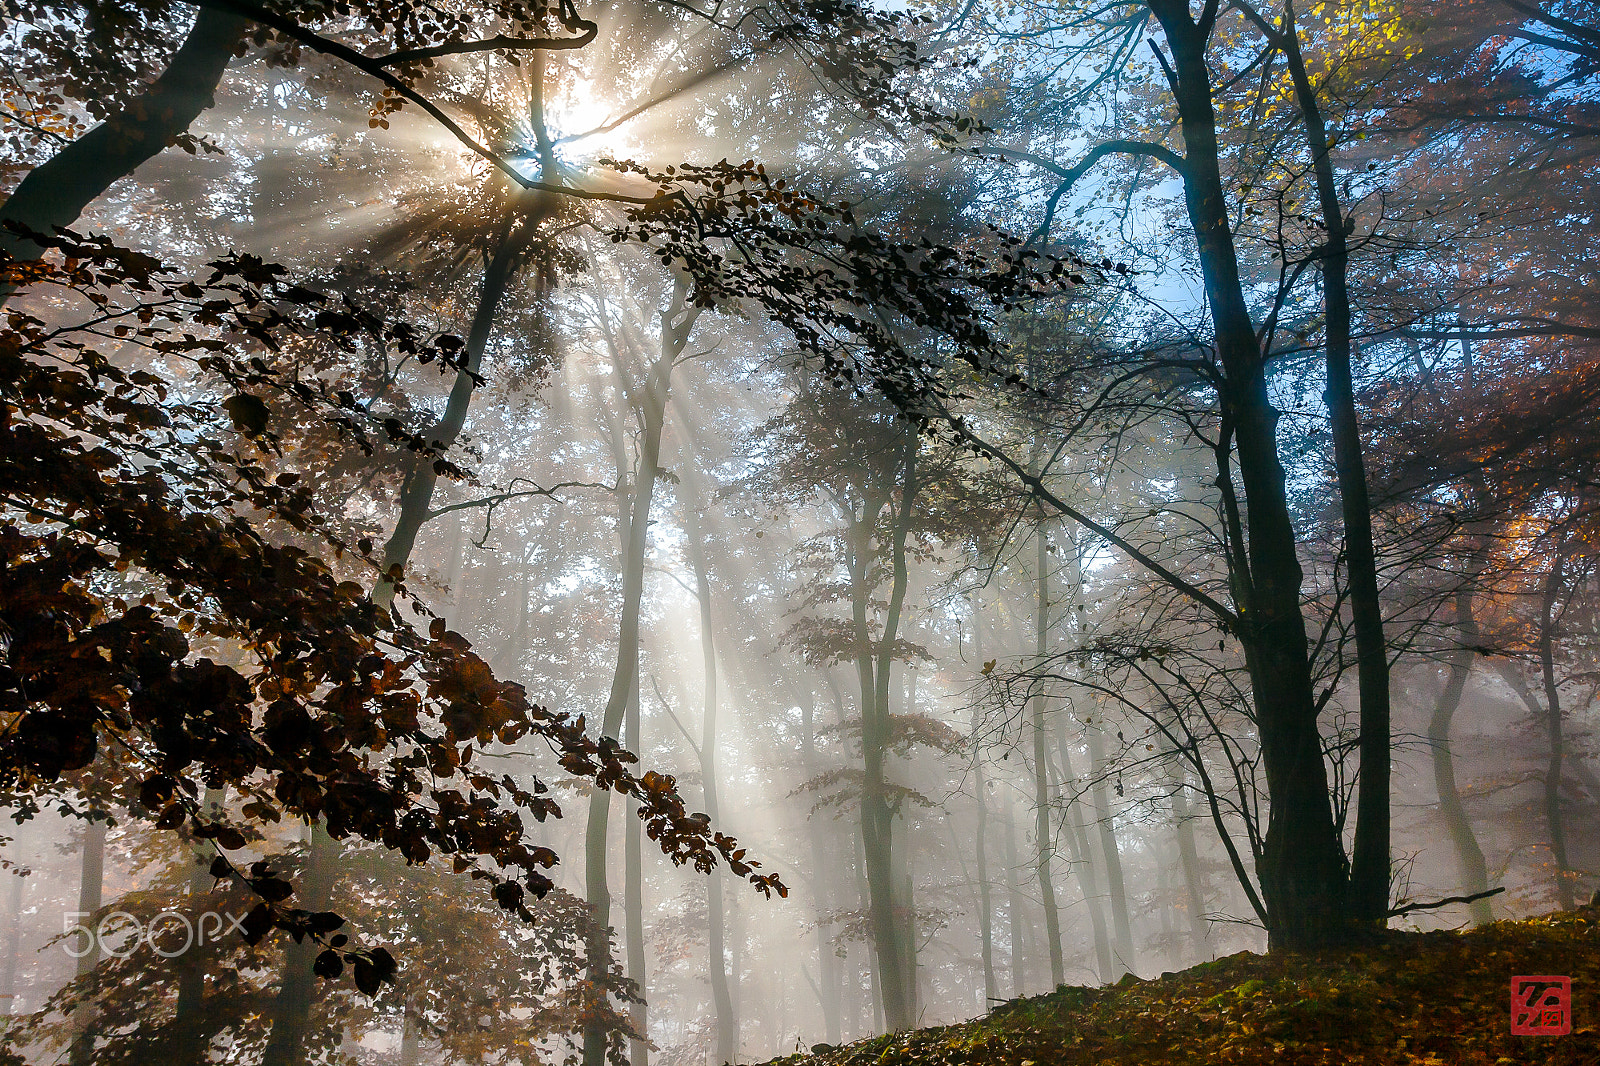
[766,901,1600,1065]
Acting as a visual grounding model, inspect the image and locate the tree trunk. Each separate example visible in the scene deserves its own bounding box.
[857,424,918,1030]
[974,761,998,1009]
[1539,554,1577,910]
[1,869,22,1016]
[680,467,739,1062]
[1030,520,1065,987]
[583,281,695,1066]
[1085,722,1134,977]
[67,816,106,1066]
[374,221,523,608]
[174,787,226,1064]
[399,1004,422,1066]
[1168,757,1211,959]
[1055,729,1111,982]
[1429,547,1495,925]
[1268,0,1392,928]
[1001,789,1026,997]
[0,7,246,298]
[970,599,998,1009]
[799,690,844,1045]
[1148,0,1351,949]
[260,823,338,1066]
[624,679,648,1066]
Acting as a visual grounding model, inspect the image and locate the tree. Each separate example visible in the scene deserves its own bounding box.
[0,232,783,1012]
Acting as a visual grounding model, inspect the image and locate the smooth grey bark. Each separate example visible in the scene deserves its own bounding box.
[679,465,740,1062]
[1428,542,1495,926]
[1085,723,1134,977]
[583,279,698,1066]
[1,869,22,1016]
[971,596,997,1007]
[624,680,648,1066]
[858,425,918,1030]
[1000,789,1025,997]
[399,1005,422,1066]
[260,823,337,1066]
[0,7,246,300]
[1031,522,1065,986]
[374,217,525,608]
[174,788,226,1064]
[67,816,106,1066]
[1056,724,1111,982]
[974,760,998,1007]
[853,833,885,1034]
[840,421,918,1031]
[1168,759,1212,958]
[75,821,105,978]
[1233,0,1393,927]
[1495,655,1577,910]
[799,691,844,1045]
[1538,553,1578,910]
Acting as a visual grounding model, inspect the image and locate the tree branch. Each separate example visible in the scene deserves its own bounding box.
[1387,886,1504,918]
[191,0,659,205]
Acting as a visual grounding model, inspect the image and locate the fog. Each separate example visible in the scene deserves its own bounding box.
[2,1,1598,1065]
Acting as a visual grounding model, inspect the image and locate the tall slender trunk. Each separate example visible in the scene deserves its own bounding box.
[1168,757,1211,958]
[374,221,523,608]
[174,788,226,1064]
[583,282,695,1066]
[1539,554,1577,910]
[1,869,22,1017]
[399,1007,422,1066]
[1056,723,1111,982]
[0,7,246,298]
[853,833,884,1034]
[1429,541,1494,925]
[67,816,106,1066]
[857,425,918,1030]
[729,888,745,1049]
[624,678,648,1066]
[970,599,998,1009]
[1031,521,1065,986]
[800,690,843,1044]
[1149,0,1351,949]
[1000,789,1025,997]
[974,760,997,1007]
[260,823,338,1066]
[681,468,738,1062]
[1085,723,1134,977]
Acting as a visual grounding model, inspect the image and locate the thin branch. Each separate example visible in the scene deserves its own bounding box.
[425,480,610,520]
[1387,886,1505,918]
[379,31,598,68]
[651,674,701,760]
[192,0,662,205]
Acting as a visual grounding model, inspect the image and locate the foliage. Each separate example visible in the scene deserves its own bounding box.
[0,227,781,992]
[3,843,633,1065]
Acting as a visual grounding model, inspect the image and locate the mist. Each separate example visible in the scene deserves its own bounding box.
[2,2,1598,1065]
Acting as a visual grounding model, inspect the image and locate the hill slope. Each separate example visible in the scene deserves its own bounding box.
[773,904,1600,1066]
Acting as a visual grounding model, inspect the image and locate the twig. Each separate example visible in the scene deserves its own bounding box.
[1387,886,1504,918]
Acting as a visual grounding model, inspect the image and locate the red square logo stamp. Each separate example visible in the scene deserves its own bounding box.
[1511,975,1571,1036]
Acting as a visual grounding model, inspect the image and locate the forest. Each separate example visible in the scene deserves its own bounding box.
[1,0,1597,1063]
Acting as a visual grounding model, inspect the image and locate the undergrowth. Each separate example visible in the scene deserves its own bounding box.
[768,902,1600,1065]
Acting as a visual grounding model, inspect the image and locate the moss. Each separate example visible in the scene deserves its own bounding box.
[769,905,1600,1066]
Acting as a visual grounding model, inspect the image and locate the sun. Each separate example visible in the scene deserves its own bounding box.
[547,79,639,165]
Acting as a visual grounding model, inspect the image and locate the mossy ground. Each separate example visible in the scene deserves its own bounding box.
[767,904,1600,1066]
